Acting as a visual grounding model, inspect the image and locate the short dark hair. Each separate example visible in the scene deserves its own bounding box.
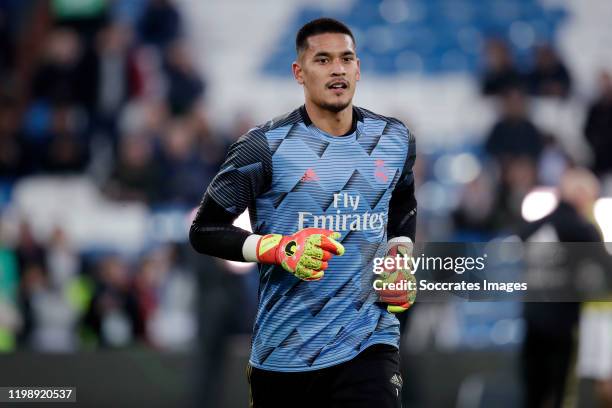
[295,18,356,56]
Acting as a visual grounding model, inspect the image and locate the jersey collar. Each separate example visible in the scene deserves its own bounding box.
[299,105,363,137]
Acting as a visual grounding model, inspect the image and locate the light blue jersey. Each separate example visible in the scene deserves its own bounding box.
[207,106,416,372]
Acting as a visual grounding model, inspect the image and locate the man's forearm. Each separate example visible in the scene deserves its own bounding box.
[189,194,254,262]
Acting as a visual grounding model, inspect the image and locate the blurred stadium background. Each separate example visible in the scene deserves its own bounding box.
[1,0,612,406]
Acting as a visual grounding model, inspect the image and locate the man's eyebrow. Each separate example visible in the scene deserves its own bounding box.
[312,50,356,58]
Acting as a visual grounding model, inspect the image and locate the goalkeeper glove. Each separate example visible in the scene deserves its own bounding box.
[256,228,345,281]
[376,237,417,313]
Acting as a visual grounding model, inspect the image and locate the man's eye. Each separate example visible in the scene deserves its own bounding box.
[343,57,354,62]
[316,58,328,64]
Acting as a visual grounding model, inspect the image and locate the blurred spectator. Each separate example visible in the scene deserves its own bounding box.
[133,254,165,346]
[0,3,14,79]
[481,38,524,96]
[518,168,601,408]
[156,120,213,205]
[579,300,612,408]
[216,109,254,147]
[0,247,19,302]
[0,97,26,179]
[527,44,572,98]
[51,0,108,40]
[131,46,166,100]
[14,221,46,346]
[584,71,612,176]
[0,298,20,351]
[85,255,140,348]
[43,104,89,174]
[15,226,82,352]
[452,170,499,234]
[120,97,169,140]
[495,156,539,230]
[485,87,544,163]
[82,22,142,145]
[138,0,182,48]
[191,108,227,170]
[18,263,44,347]
[31,28,87,105]
[146,249,196,351]
[26,266,80,352]
[134,246,196,350]
[46,226,80,289]
[111,0,148,26]
[105,132,161,203]
[163,41,206,116]
[538,134,571,186]
[15,221,46,275]
[0,247,20,351]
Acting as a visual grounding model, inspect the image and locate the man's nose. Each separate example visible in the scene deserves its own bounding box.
[331,59,346,76]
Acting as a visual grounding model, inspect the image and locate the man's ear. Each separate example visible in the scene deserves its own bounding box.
[292,61,304,85]
[356,58,361,82]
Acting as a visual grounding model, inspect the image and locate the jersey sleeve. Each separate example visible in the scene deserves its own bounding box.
[395,125,416,192]
[206,128,273,214]
[189,194,252,261]
[388,125,417,241]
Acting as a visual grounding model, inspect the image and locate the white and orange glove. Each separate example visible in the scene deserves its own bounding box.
[255,228,345,281]
[376,237,417,313]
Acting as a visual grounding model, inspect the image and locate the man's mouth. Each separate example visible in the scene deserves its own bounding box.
[327,81,348,90]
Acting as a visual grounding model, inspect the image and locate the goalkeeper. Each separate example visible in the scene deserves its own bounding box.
[190,17,416,408]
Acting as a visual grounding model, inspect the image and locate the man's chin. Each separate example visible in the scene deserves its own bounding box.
[319,100,351,113]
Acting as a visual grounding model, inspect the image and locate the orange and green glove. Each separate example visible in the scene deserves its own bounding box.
[256,228,345,281]
[377,237,417,313]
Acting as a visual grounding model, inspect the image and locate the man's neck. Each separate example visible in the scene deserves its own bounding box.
[304,101,354,136]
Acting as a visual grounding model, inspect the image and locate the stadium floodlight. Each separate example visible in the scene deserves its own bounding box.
[521,187,558,222]
[594,197,612,255]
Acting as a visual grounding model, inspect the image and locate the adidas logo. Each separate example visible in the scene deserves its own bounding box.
[300,168,319,182]
[390,373,403,388]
